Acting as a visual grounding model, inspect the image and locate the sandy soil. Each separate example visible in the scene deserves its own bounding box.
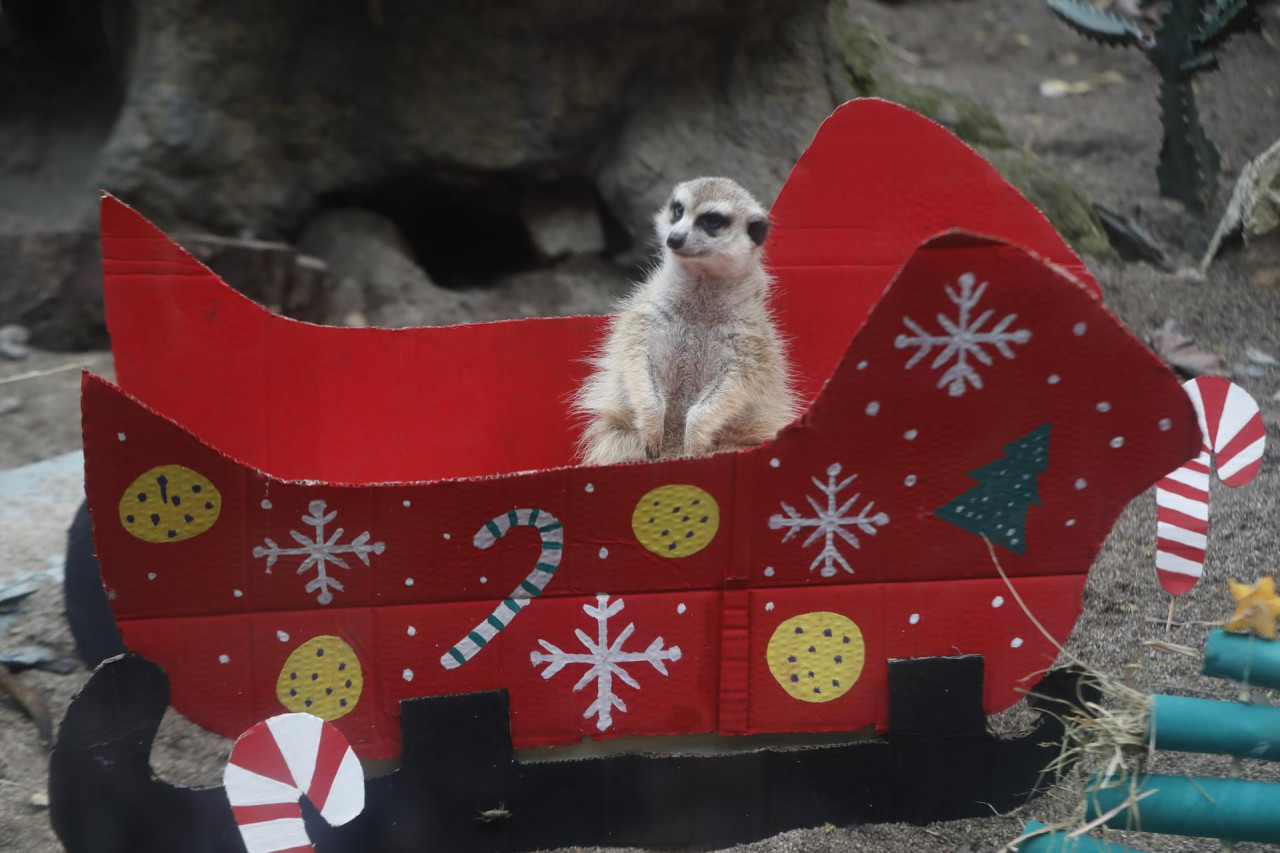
[2,0,1280,850]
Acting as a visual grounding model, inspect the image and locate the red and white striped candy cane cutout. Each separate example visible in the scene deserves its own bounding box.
[1156,377,1266,596]
[223,713,364,853]
[440,507,563,669]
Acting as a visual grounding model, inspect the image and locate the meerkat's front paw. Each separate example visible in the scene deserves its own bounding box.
[637,408,665,459]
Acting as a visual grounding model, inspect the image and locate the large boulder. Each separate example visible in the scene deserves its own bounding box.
[0,0,1111,347]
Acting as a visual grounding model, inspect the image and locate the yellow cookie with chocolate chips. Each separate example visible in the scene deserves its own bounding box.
[119,465,221,543]
[767,612,865,703]
[632,484,720,558]
[276,635,363,721]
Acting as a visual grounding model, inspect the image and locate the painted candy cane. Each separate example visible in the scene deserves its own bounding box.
[223,712,364,853]
[1156,377,1266,596]
[440,508,563,669]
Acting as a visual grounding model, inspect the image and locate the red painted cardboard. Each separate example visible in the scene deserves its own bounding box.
[100,99,1098,485]
[85,100,1199,760]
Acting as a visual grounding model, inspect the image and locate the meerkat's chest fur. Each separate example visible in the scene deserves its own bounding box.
[645,273,758,421]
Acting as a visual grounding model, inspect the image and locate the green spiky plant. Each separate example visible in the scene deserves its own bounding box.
[1048,0,1262,214]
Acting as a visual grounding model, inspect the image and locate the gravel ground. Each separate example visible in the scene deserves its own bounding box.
[2,0,1280,850]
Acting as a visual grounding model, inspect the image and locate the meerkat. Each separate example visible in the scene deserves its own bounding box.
[575,177,798,466]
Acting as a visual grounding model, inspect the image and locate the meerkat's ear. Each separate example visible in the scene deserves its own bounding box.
[747,214,770,247]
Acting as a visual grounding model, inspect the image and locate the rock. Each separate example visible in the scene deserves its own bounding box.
[976,146,1118,263]
[0,324,30,360]
[521,180,606,261]
[176,234,330,323]
[297,208,469,328]
[0,0,1113,346]
[0,232,103,349]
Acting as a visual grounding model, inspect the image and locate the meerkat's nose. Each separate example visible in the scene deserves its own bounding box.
[666,231,686,250]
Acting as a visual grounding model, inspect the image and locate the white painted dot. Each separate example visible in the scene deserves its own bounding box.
[1073,322,1087,336]
[764,566,775,578]
[992,596,1005,608]
[443,532,451,540]
[117,432,126,442]
[1158,418,1172,432]
[599,547,609,559]
[218,654,230,664]
[1074,478,1087,490]
[403,500,411,508]
[857,360,868,370]
[147,572,157,580]
[585,482,595,493]
[479,576,488,584]
[404,577,415,586]
[904,429,918,441]
[407,626,417,636]
[276,630,290,642]
[260,499,272,510]
[233,589,243,598]
[909,613,920,625]
[765,602,775,612]
[865,401,881,416]
[1011,637,1024,649]
[904,474,918,487]
[1065,518,1076,527]
[1047,374,1061,385]
[1110,436,1125,449]
[770,457,781,468]
[677,603,687,614]
[403,668,414,682]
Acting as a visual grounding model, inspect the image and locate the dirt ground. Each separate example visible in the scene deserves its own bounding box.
[3,0,1280,851]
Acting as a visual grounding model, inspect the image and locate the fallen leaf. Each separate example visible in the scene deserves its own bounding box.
[1246,346,1280,367]
[1040,79,1094,98]
[1093,203,1170,269]
[1251,266,1280,288]
[1058,51,1080,67]
[1016,33,1033,47]
[1202,137,1280,271]
[1148,319,1229,377]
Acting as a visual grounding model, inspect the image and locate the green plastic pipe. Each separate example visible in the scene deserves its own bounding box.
[1203,630,1280,690]
[1085,772,1280,843]
[1149,694,1280,760]
[1016,821,1145,852]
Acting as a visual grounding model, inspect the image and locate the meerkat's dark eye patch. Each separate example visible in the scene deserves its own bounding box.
[671,201,684,222]
[747,215,770,246]
[695,212,730,234]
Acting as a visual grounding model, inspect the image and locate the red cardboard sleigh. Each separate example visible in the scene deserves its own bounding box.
[82,100,1199,763]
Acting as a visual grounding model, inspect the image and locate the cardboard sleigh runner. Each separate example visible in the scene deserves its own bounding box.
[53,100,1201,853]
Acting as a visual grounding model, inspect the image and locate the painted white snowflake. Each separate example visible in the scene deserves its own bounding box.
[769,463,889,578]
[894,272,1031,397]
[530,594,681,732]
[252,500,385,605]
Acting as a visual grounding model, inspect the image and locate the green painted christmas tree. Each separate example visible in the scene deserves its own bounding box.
[936,423,1051,555]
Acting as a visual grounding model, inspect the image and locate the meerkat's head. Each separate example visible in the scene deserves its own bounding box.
[654,177,770,277]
